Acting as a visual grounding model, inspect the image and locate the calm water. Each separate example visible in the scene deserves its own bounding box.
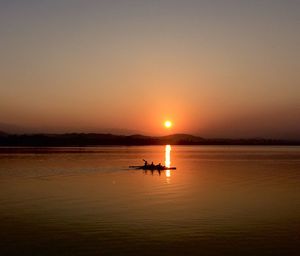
[0,146,299,255]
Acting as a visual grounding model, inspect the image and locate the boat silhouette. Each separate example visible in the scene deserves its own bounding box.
[129,160,176,171]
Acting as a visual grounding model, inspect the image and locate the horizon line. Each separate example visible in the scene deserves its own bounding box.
[0,131,299,142]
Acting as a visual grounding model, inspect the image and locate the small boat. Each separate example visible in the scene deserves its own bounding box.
[129,164,176,171]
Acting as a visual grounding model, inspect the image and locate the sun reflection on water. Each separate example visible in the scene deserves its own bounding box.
[165,145,171,179]
[165,145,171,168]
[166,169,171,178]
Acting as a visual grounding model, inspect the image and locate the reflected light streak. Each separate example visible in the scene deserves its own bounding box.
[166,169,171,178]
[165,145,171,168]
[165,144,171,178]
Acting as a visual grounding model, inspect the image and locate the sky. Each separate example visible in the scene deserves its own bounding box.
[0,0,299,138]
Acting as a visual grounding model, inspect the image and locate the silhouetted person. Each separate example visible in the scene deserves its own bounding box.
[143,159,148,166]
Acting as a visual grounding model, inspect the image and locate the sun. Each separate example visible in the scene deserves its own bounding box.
[164,120,172,128]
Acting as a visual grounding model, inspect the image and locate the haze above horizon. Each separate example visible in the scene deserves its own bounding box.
[0,0,299,139]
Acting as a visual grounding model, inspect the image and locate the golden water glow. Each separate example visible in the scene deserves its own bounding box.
[165,145,171,167]
[164,121,172,128]
[166,169,171,178]
[165,144,171,178]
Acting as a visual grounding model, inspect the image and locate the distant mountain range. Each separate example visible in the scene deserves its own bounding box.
[0,132,299,146]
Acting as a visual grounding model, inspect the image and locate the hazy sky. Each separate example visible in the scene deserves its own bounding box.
[0,0,299,138]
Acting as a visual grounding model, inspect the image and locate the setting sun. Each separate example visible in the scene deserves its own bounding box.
[164,120,172,128]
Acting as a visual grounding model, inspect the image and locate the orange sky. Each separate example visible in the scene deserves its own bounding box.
[0,1,299,138]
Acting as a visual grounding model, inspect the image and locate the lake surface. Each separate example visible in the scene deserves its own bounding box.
[0,146,299,255]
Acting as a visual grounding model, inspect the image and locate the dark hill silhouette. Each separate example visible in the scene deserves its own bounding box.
[159,134,205,144]
[0,132,299,146]
[0,131,8,136]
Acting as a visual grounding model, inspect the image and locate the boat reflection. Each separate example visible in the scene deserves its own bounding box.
[144,169,163,176]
